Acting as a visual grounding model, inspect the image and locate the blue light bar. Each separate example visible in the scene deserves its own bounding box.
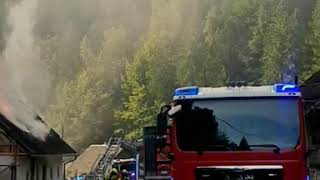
[274,83,299,93]
[174,87,199,96]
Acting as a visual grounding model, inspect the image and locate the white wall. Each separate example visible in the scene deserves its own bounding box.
[0,155,14,180]
[32,156,64,180]
[17,156,31,180]
[14,155,64,180]
[0,155,64,180]
[44,163,63,180]
[0,155,14,165]
[0,155,31,180]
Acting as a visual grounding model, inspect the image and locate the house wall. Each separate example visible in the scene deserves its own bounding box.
[32,156,64,180]
[0,155,14,180]
[17,156,31,180]
[0,128,72,180]
[13,156,64,180]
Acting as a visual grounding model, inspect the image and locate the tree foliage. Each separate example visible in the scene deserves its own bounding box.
[1,0,319,149]
[115,0,316,140]
[308,0,320,73]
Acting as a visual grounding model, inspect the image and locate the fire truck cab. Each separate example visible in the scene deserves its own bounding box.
[144,83,309,180]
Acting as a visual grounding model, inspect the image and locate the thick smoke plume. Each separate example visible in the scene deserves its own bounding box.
[0,0,50,141]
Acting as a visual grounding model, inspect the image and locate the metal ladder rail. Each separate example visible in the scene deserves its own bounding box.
[93,138,115,175]
[97,146,117,173]
[90,153,104,174]
[94,137,140,177]
[89,139,113,175]
[95,138,122,176]
[101,139,122,174]
[101,138,122,175]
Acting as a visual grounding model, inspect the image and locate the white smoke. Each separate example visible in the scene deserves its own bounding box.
[0,0,50,141]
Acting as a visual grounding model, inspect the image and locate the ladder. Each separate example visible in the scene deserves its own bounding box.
[95,137,122,178]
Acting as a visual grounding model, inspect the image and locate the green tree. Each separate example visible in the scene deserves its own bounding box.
[47,70,110,150]
[305,0,320,78]
[248,0,301,84]
[19,0,317,150]
[261,0,290,83]
[114,34,162,140]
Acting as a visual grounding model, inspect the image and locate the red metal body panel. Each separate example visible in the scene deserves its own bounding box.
[166,98,308,180]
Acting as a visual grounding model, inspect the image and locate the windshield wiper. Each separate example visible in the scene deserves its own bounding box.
[248,144,281,154]
[190,144,232,155]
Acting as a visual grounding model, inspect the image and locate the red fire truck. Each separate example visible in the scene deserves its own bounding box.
[143,83,310,180]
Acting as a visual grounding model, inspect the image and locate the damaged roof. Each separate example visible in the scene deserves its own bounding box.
[66,144,109,177]
[0,112,76,155]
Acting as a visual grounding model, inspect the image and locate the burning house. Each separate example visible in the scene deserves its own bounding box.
[0,97,76,180]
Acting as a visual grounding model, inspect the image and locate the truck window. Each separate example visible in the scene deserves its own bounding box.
[175,97,300,152]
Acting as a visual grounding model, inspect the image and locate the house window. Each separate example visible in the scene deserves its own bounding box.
[50,168,53,179]
[36,165,39,180]
[31,159,35,180]
[42,165,46,180]
[57,166,60,178]
[26,171,29,180]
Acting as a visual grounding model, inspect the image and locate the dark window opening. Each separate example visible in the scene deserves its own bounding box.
[30,159,35,180]
[36,165,39,180]
[57,166,60,178]
[42,165,46,180]
[26,171,29,180]
[50,168,53,179]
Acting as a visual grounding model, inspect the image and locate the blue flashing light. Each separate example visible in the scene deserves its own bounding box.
[306,175,310,180]
[274,83,299,93]
[131,172,135,177]
[174,87,199,96]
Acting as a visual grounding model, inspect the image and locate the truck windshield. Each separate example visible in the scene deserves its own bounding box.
[175,97,300,152]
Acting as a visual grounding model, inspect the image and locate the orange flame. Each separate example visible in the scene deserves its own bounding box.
[0,96,13,120]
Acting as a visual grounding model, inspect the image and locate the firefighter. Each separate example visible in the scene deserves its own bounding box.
[105,168,119,180]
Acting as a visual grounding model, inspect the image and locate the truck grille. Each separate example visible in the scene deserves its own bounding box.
[196,166,283,180]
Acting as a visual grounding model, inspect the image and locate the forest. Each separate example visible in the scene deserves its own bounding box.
[0,0,319,151]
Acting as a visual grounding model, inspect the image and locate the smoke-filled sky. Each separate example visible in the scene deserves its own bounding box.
[0,0,50,141]
[0,0,316,149]
[0,0,152,144]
